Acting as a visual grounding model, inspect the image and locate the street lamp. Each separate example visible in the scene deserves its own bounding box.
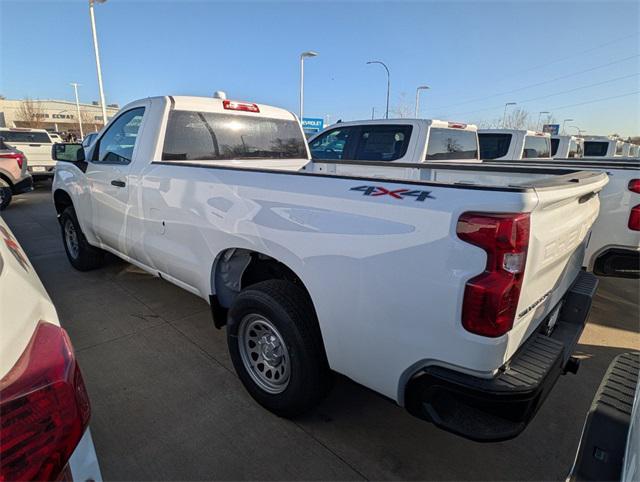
[299,51,318,124]
[89,0,108,126]
[502,102,517,127]
[415,85,430,118]
[536,111,550,131]
[70,83,84,138]
[367,60,390,119]
[562,118,574,134]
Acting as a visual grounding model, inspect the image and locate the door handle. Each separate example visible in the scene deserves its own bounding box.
[111,180,126,187]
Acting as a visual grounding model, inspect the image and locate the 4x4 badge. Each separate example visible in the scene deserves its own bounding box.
[350,185,434,201]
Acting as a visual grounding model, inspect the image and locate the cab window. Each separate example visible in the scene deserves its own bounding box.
[93,108,145,164]
[479,133,512,159]
[522,136,550,158]
[426,128,478,160]
[309,127,356,160]
[550,138,560,157]
[354,125,412,161]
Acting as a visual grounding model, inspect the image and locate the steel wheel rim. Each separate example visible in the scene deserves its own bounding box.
[64,219,80,259]
[238,314,290,394]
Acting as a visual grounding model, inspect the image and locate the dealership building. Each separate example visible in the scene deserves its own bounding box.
[0,98,119,135]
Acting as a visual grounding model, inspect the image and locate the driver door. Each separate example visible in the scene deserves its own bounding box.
[85,107,146,254]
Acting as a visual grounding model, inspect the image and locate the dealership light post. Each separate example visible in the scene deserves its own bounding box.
[562,118,574,134]
[89,0,108,126]
[415,85,430,118]
[299,51,318,123]
[70,83,84,138]
[502,102,516,128]
[367,60,390,119]
[536,111,550,131]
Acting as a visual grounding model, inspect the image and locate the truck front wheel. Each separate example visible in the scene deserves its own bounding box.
[227,279,331,417]
[60,207,105,271]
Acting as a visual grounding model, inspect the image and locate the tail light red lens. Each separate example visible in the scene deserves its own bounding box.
[457,212,530,337]
[628,179,640,194]
[629,205,640,231]
[0,152,25,169]
[0,321,90,482]
[222,99,260,113]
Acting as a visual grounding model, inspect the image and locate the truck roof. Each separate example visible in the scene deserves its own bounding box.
[324,118,478,132]
[478,128,549,137]
[583,136,617,141]
[121,95,297,121]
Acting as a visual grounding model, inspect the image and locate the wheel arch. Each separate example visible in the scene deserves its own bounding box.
[53,189,74,216]
[209,247,316,329]
[0,172,13,188]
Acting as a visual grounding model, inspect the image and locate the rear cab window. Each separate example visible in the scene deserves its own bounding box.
[0,131,51,144]
[162,111,307,161]
[522,136,551,158]
[478,133,512,159]
[426,128,478,160]
[583,141,608,157]
[310,124,412,162]
[615,141,624,156]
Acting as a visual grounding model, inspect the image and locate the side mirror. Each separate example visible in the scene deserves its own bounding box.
[52,143,85,163]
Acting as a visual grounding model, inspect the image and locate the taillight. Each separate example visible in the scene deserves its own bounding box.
[222,99,260,113]
[629,205,640,231]
[457,212,530,337]
[0,152,25,169]
[0,321,90,481]
[628,179,640,194]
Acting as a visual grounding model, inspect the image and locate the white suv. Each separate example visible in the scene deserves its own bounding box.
[0,128,56,178]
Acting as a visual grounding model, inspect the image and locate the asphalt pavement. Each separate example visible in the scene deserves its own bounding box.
[3,182,639,481]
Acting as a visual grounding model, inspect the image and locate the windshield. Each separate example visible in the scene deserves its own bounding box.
[162,111,307,161]
[0,131,51,143]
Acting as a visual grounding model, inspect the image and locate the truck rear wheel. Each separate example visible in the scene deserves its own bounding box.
[227,279,331,417]
[60,207,105,271]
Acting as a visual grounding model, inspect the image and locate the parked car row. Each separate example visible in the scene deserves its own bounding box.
[2,95,637,479]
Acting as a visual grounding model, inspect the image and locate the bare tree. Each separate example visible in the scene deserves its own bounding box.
[16,98,45,128]
[390,92,413,118]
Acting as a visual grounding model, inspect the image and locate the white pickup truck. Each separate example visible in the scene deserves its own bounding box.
[478,129,552,160]
[551,135,584,159]
[311,121,639,278]
[0,127,57,178]
[583,136,627,159]
[52,96,606,441]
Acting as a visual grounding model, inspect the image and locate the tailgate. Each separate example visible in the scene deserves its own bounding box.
[6,142,54,165]
[513,171,607,340]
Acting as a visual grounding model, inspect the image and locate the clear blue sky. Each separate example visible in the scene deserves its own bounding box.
[1,0,638,136]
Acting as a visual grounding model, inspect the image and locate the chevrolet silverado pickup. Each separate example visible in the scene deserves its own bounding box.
[311,121,638,278]
[52,96,607,441]
[0,127,57,178]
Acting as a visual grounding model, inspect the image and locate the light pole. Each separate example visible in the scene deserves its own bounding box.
[89,0,108,127]
[536,111,550,131]
[502,102,516,128]
[415,85,430,118]
[299,51,318,124]
[568,126,585,136]
[70,83,84,139]
[367,60,390,119]
[562,118,574,134]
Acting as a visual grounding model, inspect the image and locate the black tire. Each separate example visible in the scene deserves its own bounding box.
[0,185,12,210]
[227,279,332,417]
[60,206,105,271]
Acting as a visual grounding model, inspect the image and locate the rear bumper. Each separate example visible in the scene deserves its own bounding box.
[593,248,640,279]
[569,352,639,481]
[28,165,55,177]
[405,271,598,442]
[12,175,33,195]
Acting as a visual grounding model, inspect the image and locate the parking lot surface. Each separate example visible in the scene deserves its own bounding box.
[3,183,639,481]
